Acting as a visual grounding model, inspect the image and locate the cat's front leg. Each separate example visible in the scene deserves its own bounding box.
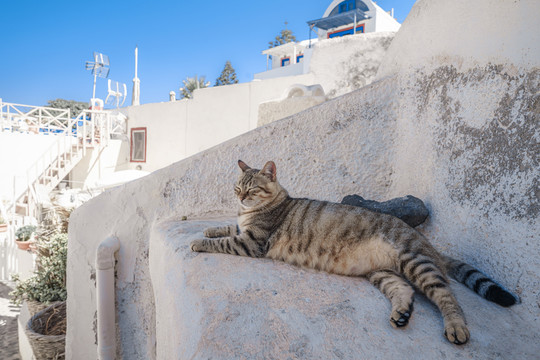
[203,225,238,238]
[190,233,263,258]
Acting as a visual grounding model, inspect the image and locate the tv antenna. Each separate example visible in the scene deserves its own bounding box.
[105,79,127,108]
[85,52,110,100]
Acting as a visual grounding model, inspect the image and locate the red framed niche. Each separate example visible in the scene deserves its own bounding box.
[130,127,147,163]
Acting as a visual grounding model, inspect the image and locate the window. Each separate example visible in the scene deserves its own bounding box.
[281,57,291,67]
[339,0,355,13]
[296,54,304,63]
[329,1,368,16]
[328,24,365,38]
[130,127,146,162]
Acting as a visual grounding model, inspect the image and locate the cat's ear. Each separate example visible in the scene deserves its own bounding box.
[260,161,277,181]
[238,160,251,172]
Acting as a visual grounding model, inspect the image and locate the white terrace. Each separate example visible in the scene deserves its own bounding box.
[0,99,125,279]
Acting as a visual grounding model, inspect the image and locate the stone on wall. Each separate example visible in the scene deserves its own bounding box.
[341,194,429,227]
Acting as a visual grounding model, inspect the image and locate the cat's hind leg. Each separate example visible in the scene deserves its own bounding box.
[399,251,469,344]
[368,269,415,328]
[203,225,238,238]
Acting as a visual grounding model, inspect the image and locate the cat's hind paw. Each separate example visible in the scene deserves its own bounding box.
[444,321,470,345]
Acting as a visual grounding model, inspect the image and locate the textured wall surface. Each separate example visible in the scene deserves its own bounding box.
[308,32,395,98]
[376,0,540,320]
[67,0,540,358]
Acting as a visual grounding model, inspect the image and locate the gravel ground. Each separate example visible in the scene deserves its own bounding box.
[0,281,21,360]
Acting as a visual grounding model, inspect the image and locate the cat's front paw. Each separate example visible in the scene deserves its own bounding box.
[390,306,412,328]
[190,239,205,252]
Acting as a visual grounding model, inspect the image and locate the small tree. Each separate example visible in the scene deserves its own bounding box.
[46,99,89,119]
[268,27,296,48]
[215,61,239,86]
[179,76,210,99]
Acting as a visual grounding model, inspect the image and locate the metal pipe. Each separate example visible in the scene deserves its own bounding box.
[96,236,120,360]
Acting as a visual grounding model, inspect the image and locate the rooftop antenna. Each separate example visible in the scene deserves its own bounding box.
[132,46,140,106]
[85,52,110,100]
[106,79,127,108]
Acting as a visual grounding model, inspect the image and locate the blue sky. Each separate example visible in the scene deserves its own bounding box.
[0,0,416,107]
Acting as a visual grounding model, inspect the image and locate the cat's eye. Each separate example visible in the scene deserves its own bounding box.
[248,189,260,195]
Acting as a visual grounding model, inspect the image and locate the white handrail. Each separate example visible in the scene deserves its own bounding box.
[1,100,125,220]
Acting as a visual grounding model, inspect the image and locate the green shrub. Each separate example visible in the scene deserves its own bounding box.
[15,225,37,242]
[11,233,68,305]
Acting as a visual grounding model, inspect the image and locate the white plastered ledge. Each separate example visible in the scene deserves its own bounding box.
[149,217,539,360]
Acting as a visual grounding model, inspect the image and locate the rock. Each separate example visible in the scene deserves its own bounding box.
[341,194,429,227]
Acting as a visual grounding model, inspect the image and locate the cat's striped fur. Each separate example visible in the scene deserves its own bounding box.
[190,160,518,345]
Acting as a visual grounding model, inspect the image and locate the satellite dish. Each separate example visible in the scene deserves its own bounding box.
[85,52,110,100]
[105,79,127,108]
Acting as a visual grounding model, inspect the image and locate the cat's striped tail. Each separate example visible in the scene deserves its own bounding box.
[444,256,519,307]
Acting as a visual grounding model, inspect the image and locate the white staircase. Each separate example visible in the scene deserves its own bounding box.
[0,99,126,280]
[0,99,125,219]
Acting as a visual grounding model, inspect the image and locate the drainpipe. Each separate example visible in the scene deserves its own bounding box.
[96,236,120,360]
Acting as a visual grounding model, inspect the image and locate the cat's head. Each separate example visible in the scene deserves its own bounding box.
[235,160,280,209]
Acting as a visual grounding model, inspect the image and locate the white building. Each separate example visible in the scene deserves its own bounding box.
[256,0,400,80]
[1,0,397,284]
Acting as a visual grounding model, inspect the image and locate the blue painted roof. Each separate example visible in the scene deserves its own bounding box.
[307,9,370,30]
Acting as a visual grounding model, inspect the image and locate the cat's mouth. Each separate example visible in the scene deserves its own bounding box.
[239,199,259,208]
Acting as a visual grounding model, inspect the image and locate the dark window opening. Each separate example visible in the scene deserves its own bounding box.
[281,57,291,67]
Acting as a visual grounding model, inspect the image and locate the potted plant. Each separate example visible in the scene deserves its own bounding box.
[14,225,37,250]
[0,215,7,232]
[11,233,68,359]
[11,232,68,314]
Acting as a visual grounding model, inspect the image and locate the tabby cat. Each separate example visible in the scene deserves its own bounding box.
[190,160,518,345]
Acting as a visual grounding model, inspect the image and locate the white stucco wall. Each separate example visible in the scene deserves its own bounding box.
[373,3,401,32]
[120,32,394,173]
[376,0,539,76]
[67,0,540,358]
[308,32,394,98]
[118,75,317,172]
[69,139,127,189]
